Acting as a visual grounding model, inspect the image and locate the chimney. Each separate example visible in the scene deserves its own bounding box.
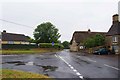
[3,30,6,33]
[88,29,91,33]
[112,14,119,24]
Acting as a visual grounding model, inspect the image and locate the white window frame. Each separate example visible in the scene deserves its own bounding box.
[112,36,118,42]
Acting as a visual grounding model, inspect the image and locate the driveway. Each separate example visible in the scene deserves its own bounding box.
[1,49,119,79]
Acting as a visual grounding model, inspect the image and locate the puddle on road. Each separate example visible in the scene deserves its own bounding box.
[3,61,26,66]
[96,66,102,68]
[3,61,58,72]
[41,65,58,72]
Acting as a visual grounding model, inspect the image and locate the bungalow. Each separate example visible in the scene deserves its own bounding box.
[106,14,120,54]
[1,30,30,44]
[70,29,106,52]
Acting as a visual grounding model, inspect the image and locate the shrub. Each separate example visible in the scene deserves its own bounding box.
[2,44,38,50]
[38,43,64,49]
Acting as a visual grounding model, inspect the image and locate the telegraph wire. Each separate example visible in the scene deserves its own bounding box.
[0,19,34,28]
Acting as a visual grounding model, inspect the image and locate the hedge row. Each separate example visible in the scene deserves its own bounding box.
[2,44,38,49]
[2,43,64,49]
[38,43,64,49]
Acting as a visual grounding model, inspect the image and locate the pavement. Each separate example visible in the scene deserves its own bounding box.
[1,49,120,79]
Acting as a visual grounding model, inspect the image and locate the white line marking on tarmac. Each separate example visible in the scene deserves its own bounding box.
[104,64,120,71]
[70,66,74,69]
[73,69,77,72]
[55,54,58,58]
[55,54,84,79]
[76,72,81,76]
[79,76,84,79]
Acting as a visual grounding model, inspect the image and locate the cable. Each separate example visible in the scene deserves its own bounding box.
[0,19,34,28]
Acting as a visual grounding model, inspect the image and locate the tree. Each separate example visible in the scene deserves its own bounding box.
[33,22,61,44]
[94,34,105,46]
[26,36,36,43]
[84,34,105,48]
[62,41,70,49]
[84,38,95,48]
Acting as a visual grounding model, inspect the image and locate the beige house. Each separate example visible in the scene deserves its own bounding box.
[106,14,120,54]
[70,29,106,52]
[1,30,30,45]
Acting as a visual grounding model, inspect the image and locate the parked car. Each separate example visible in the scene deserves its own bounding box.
[93,48,109,55]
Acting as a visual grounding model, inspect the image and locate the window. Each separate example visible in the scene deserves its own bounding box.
[8,41,14,44]
[112,36,118,42]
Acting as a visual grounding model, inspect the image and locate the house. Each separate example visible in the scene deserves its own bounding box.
[1,30,30,44]
[106,14,120,54]
[0,32,1,49]
[70,29,106,52]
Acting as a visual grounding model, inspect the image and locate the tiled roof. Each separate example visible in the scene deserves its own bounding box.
[2,32,29,42]
[107,22,120,36]
[70,31,106,44]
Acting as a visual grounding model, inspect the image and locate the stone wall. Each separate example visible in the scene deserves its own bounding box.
[70,40,78,52]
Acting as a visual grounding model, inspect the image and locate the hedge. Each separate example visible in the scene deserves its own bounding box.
[38,43,64,49]
[2,44,38,50]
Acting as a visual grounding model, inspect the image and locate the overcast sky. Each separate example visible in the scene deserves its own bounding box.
[0,0,119,42]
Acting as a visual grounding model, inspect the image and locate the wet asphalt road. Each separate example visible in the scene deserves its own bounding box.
[1,49,119,79]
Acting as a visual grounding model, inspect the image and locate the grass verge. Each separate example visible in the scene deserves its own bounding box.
[1,69,51,78]
[1,48,62,55]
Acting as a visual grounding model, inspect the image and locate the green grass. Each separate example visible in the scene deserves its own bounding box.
[1,69,51,79]
[1,48,62,55]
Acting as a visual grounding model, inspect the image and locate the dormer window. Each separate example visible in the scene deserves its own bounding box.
[112,36,118,42]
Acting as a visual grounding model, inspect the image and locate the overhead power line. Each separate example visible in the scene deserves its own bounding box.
[0,19,34,28]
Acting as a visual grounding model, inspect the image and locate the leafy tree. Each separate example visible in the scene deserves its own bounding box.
[33,22,61,44]
[84,34,105,48]
[94,34,105,46]
[84,37,95,48]
[62,41,70,49]
[26,36,35,43]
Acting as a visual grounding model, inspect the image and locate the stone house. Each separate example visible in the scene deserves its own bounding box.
[106,14,120,54]
[70,29,106,52]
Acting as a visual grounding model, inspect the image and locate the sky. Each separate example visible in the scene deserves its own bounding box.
[0,0,119,42]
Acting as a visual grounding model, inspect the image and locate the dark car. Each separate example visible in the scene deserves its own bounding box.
[93,48,109,55]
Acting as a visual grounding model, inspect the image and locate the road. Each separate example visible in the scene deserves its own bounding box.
[1,49,120,79]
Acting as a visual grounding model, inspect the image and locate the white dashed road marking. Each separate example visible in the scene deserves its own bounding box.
[104,64,120,71]
[55,54,84,79]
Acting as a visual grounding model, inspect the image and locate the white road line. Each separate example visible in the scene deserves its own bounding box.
[68,64,72,67]
[76,72,81,76]
[73,69,77,72]
[70,66,74,69]
[104,64,120,71]
[79,76,84,79]
[55,54,84,79]
[55,54,58,58]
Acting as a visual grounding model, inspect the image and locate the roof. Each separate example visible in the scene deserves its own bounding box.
[107,22,120,36]
[2,32,29,42]
[70,31,106,44]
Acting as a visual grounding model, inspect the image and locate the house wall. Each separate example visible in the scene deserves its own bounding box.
[106,36,112,49]
[70,39,78,52]
[2,41,29,44]
[107,35,120,54]
[118,35,120,53]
